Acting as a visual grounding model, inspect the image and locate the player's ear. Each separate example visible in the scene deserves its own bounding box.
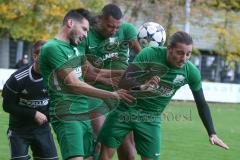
[167,46,174,55]
[67,19,73,28]
[32,53,37,61]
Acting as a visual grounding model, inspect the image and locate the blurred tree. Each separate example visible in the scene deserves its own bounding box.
[0,0,105,42]
[202,0,240,61]
[83,0,105,14]
[191,0,240,81]
[110,0,240,59]
[110,0,186,46]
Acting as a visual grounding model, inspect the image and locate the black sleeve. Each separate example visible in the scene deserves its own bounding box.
[2,78,36,119]
[192,88,216,136]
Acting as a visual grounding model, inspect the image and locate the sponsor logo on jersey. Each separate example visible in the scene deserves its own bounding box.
[96,38,129,58]
[102,52,119,61]
[19,98,49,108]
[154,85,174,97]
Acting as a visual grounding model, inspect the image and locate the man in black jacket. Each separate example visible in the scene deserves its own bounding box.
[2,40,58,160]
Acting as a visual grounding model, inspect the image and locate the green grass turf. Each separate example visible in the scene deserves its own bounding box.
[0,97,239,160]
[160,101,240,160]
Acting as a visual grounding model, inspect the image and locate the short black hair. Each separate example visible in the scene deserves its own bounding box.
[32,40,46,54]
[101,4,123,20]
[63,8,93,25]
[168,31,193,48]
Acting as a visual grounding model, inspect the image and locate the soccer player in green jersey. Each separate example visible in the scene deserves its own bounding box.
[39,8,134,160]
[98,31,229,160]
[78,4,141,160]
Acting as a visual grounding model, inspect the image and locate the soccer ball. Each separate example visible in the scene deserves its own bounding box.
[137,22,166,48]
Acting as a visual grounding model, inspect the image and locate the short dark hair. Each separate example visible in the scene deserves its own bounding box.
[168,31,193,48]
[101,4,123,20]
[63,8,93,25]
[32,40,46,54]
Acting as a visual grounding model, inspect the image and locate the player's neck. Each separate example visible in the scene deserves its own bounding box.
[55,28,70,43]
[33,63,40,73]
[95,26,104,37]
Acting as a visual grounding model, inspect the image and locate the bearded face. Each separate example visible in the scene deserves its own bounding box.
[69,18,89,46]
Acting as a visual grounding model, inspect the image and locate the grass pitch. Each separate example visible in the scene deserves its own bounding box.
[0,97,239,160]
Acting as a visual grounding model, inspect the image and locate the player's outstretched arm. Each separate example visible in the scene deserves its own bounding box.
[192,89,229,150]
[82,60,124,87]
[56,68,135,103]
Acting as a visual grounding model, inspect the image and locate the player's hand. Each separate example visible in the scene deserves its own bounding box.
[209,134,229,150]
[141,76,160,90]
[112,89,136,103]
[35,111,48,125]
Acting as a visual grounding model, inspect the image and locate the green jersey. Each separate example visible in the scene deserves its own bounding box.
[39,38,88,118]
[78,22,137,70]
[78,22,137,91]
[121,46,202,113]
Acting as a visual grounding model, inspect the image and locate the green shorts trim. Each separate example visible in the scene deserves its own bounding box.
[98,108,161,159]
[51,120,94,160]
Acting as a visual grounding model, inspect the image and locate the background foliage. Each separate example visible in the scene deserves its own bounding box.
[0,0,105,42]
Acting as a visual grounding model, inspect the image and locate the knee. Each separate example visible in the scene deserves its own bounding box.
[118,152,135,160]
[99,153,113,160]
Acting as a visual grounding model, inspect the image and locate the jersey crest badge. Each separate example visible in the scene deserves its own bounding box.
[173,74,185,86]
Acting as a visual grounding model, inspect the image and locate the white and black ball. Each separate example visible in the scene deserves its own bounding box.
[137,22,166,48]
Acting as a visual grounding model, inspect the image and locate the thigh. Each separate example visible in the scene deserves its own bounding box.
[88,97,108,138]
[7,129,30,160]
[51,121,85,160]
[98,110,132,149]
[133,121,161,160]
[89,112,105,138]
[117,132,136,160]
[82,121,95,158]
[31,129,58,160]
